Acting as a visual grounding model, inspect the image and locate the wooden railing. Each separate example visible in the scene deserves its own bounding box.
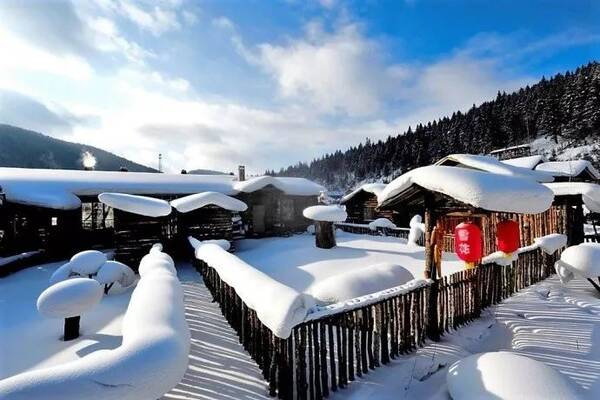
[195,246,560,400]
[335,222,420,243]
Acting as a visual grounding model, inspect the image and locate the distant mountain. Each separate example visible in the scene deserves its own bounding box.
[276,61,600,191]
[0,124,155,172]
[188,168,231,175]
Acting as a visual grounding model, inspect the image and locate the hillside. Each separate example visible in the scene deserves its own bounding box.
[276,62,600,190]
[0,124,155,172]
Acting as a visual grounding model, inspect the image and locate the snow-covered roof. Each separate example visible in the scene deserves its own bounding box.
[535,160,600,180]
[0,168,323,210]
[170,191,248,213]
[340,183,386,204]
[233,176,325,196]
[501,154,546,170]
[378,165,554,214]
[544,182,600,212]
[99,192,172,217]
[436,154,554,183]
[303,205,348,222]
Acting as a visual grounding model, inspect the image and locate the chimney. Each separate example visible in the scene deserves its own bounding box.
[238,165,246,182]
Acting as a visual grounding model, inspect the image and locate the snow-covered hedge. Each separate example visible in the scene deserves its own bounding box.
[191,240,314,338]
[368,218,397,230]
[0,248,190,400]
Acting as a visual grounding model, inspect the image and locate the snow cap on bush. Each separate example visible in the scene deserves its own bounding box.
[37,278,103,319]
[368,218,396,230]
[69,250,107,276]
[557,242,600,279]
[95,261,135,287]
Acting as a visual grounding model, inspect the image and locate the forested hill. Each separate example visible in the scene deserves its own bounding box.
[275,61,600,191]
[0,124,155,172]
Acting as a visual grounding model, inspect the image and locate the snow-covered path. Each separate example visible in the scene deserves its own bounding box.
[332,275,600,399]
[163,264,270,400]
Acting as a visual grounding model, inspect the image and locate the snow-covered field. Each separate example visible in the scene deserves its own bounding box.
[235,231,464,293]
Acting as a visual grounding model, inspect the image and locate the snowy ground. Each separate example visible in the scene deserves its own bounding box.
[235,231,464,293]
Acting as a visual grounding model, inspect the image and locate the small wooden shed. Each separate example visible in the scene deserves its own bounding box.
[340,183,398,224]
[233,176,324,236]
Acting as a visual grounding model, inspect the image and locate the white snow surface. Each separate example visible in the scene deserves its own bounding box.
[69,250,108,276]
[340,183,387,204]
[95,261,136,287]
[436,154,554,182]
[0,249,190,400]
[233,176,325,196]
[170,191,247,213]
[446,352,580,400]
[37,278,104,319]
[378,165,554,214]
[545,182,600,213]
[501,154,546,170]
[303,205,348,222]
[0,251,42,267]
[308,262,415,305]
[536,160,600,179]
[193,242,315,339]
[368,218,397,230]
[534,233,568,255]
[99,192,172,217]
[557,243,600,279]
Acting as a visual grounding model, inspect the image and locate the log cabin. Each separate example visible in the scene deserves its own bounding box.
[340,183,396,224]
[535,160,600,183]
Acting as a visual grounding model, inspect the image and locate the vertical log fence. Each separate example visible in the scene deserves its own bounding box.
[195,245,561,400]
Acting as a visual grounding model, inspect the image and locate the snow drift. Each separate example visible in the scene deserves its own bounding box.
[0,248,190,400]
[191,240,314,338]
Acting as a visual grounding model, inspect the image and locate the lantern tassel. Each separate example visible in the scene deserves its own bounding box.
[465,262,475,270]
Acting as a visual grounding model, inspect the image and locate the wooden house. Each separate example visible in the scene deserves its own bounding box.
[489,144,531,160]
[535,160,600,183]
[340,183,397,224]
[233,176,324,236]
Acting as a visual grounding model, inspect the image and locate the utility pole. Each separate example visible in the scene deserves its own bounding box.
[158,153,162,172]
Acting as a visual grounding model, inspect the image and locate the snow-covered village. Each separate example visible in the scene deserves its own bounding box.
[1,1,600,400]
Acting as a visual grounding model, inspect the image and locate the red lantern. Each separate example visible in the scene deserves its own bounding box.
[496,219,520,254]
[454,222,482,268]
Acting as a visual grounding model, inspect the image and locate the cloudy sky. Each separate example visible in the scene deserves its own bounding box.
[0,0,598,173]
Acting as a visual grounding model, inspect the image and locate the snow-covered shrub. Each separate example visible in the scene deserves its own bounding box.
[368,218,397,231]
[308,263,415,305]
[407,215,425,246]
[192,241,314,338]
[555,243,600,290]
[37,278,104,340]
[306,224,316,235]
[0,248,190,400]
[446,352,579,399]
[49,250,136,294]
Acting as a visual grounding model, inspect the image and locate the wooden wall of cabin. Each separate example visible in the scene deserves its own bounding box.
[174,205,233,254]
[344,191,404,225]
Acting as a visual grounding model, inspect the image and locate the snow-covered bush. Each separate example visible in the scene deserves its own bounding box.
[407,215,425,246]
[555,242,600,290]
[308,262,415,305]
[37,278,104,340]
[0,247,190,400]
[446,352,579,399]
[49,250,135,294]
[368,218,397,231]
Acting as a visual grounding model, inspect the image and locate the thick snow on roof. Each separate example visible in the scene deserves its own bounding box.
[170,191,248,213]
[501,154,546,170]
[340,183,386,203]
[378,165,554,214]
[233,176,325,196]
[535,160,600,179]
[0,168,236,210]
[99,192,172,217]
[303,205,348,222]
[545,182,600,212]
[0,248,190,400]
[437,154,554,182]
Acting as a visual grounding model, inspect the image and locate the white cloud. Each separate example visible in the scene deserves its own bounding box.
[116,0,181,36]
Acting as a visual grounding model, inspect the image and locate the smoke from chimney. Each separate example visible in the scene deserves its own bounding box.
[81,151,97,170]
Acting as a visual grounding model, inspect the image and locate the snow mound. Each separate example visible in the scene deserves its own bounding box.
[303,205,347,222]
[192,241,314,338]
[408,215,425,246]
[170,191,247,213]
[69,250,108,276]
[99,192,172,217]
[534,233,568,255]
[437,154,554,182]
[0,248,190,400]
[544,182,600,213]
[37,278,103,318]
[95,261,136,287]
[502,154,546,170]
[308,263,415,305]
[340,183,387,204]
[536,160,600,180]
[234,176,325,196]
[368,218,397,230]
[447,352,579,400]
[378,165,554,214]
[557,243,600,279]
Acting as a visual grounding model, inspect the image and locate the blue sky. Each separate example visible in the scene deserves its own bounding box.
[0,0,598,173]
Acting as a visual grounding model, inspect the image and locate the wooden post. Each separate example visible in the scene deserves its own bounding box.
[424,196,441,341]
[63,316,80,341]
[315,221,336,249]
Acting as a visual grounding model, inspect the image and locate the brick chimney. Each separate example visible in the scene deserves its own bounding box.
[238,165,246,181]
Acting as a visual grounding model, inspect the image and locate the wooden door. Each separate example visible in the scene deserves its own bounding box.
[253,205,266,234]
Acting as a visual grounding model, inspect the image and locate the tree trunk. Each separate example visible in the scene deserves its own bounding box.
[64,316,80,341]
[315,221,336,249]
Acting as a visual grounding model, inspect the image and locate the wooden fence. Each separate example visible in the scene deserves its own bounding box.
[195,246,560,400]
[335,222,416,242]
